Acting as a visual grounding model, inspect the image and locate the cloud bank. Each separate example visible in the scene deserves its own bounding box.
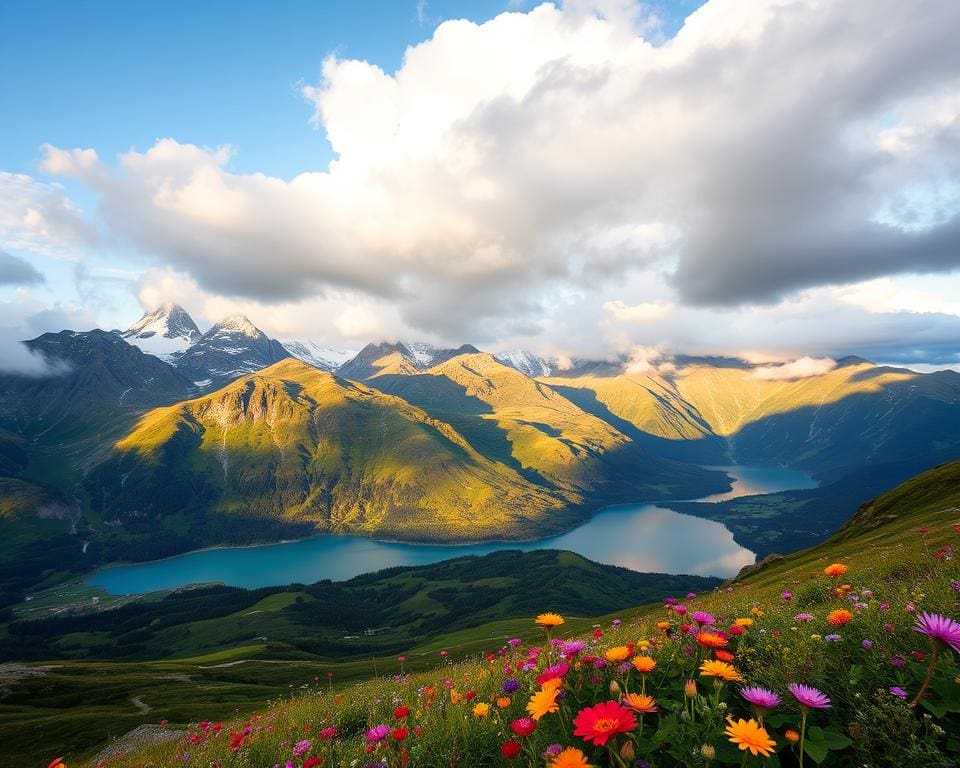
[26,0,960,362]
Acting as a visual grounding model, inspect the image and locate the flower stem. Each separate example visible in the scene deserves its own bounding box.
[909,645,940,709]
[798,709,808,768]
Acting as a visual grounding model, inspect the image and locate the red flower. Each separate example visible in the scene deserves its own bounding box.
[229,731,244,751]
[714,650,735,662]
[593,629,603,638]
[304,758,324,768]
[573,700,637,746]
[465,690,476,701]
[729,625,744,636]
[213,723,223,732]
[509,717,536,736]
[394,706,410,718]
[500,741,522,758]
[391,727,408,742]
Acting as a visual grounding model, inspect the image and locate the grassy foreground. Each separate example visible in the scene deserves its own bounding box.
[57,460,960,767]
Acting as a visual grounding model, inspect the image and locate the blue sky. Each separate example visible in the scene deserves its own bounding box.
[1,0,959,369]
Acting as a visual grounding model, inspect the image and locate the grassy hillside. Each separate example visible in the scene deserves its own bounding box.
[89,359,577,542]
[0,551,719,764]
[62,460,960,768]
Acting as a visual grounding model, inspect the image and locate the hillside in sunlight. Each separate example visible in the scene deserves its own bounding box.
[47,460,960,768]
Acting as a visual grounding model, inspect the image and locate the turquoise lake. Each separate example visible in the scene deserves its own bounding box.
[87,465,816,594]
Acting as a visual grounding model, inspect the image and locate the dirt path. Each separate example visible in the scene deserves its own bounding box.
[130,696,152,714]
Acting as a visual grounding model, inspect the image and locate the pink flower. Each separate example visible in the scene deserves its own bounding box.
[787,683,831,709]
[914,613,960,653]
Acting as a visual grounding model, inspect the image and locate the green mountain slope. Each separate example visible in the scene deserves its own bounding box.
[88,359,573,542]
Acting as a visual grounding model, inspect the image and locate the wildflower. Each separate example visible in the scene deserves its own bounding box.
[740,687,781,711]
[562,639,587,655]
[824,563,848,578]
[794,613,814,622]
[914,612,960,653]
[673,604,688,615]
[781,591,793,600]
[526,685,561,720]
[691,611,715,625]
[573,700,637,746]
[497,697,511,708]
[319,726,336,740]
[510,717,536,736]
[715,649,735,662]
[549,748,590,768]
[393,706,409,718]
[684,679,698,698]
[537,663,570,685]
[725,717,776,757]
[303,758,323,768]
[500,741,522,758]
[365,724,391,742]
[697,631,729,648]
[502,678,521,693]
[631,655,656,673]
[536,613,565,628]
[47,760,66,768]
[472,703,489,717]
[890,686,908,699]
[622,693,658,713]
[862,640,873,649]
[788,683,831,709]
[605,646,631,662]
[734,618,754,627]
[229,732,244,751]
[656,621,670,631]
[390,727,407,742]
[827,609,853,626]
[701,743,716,761]
[699,660,743,682]
[293,740,312,757]
[824,634,842,642]
[785,729,800,742]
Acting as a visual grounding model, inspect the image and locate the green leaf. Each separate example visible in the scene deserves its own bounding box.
[803,737,829,764]
[821,727,852,750]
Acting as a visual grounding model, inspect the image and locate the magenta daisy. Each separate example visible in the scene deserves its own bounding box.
[365,724,391,741]
[913,612,960,653]
[788,683,831,709]
[740,687,781,710]
[691,611,715,626]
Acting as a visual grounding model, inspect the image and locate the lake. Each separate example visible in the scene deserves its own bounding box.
[87,464,816,594]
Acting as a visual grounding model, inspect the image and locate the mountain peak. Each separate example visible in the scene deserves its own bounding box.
[121,303,201,361]
[210,314,262,338]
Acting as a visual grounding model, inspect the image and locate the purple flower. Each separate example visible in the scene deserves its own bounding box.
[951,581,960,592]
[740,687,781,710]
[508,638,523,647]
[612,618,622,626]
[293,740,312,757]
[561,639,586,655]
[890,653,906,668]
[862,640,874,650]
[824,634,842,642]
[664,597,677,605]
[673,604,688,615]
[781,591,793,601]
[544,744,562,758]
[913,612,960,653]
[793,613,814,623]
[502,678,520,693]
[687,592,697,599]
[365,724,391,742]
[889,686,908,699]
[691,611,715,626]
[788,683,831,709]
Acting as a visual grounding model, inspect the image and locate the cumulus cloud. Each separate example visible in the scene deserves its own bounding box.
[750,356,837,381]
[33,0,960,359]
[623,344,676,375]
[0,171,98,257]
[0,251,44,286]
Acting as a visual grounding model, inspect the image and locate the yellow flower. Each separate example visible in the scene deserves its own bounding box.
[750,607,764,617]
[605,646,631,662]
[535,612,565,628]
[450,689,463,704]
[734,618,753,627]
[622,692,657,714]
[824,563,848,578]
[526,685,560,720]
[699,660,743,682]
[472,702,490,717]
[549,747,590,768]
[497,697,511,709]
[725,717,776,757]
[636,639,651,651]
[631,655,656,673]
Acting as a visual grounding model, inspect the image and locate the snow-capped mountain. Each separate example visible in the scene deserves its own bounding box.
[283,340,356,371]
[494,350,555,378]
[120,303,201,362]
[174,314,290,388]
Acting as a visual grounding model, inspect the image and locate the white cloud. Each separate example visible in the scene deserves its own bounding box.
[749,356,837,381]
[32,0,960,363]
[0,171,98,257]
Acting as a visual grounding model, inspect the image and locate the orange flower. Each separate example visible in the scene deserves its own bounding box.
[697,631,729,649]
[631,655,656,673]
[725,717,776,757]
[526,685,560,720]
[827,609,853,626]
[714,649,735,662]
[656,621,670,631]
[622,692,657,714]
[549,748,590,768]
[734,618,754,627]
[699,660,743,682]
[47,760,66,768]
[605,646,631,662]
[497,697,511,709]
[473,703,490,717]
[824,563,848,578]
[573,700,637,746]
[785,728,800,743]
[535,613,565,628]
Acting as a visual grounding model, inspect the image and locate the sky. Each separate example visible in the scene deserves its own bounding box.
[2,0,960,374]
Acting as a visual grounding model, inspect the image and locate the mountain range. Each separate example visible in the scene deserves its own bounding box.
[2,302,960,598]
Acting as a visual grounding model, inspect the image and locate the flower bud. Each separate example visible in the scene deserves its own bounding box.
[620,741,635,761]
[684,679,697,698]
[701,744,716,761]
[609,680,621,696]
[785,729,800,743]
